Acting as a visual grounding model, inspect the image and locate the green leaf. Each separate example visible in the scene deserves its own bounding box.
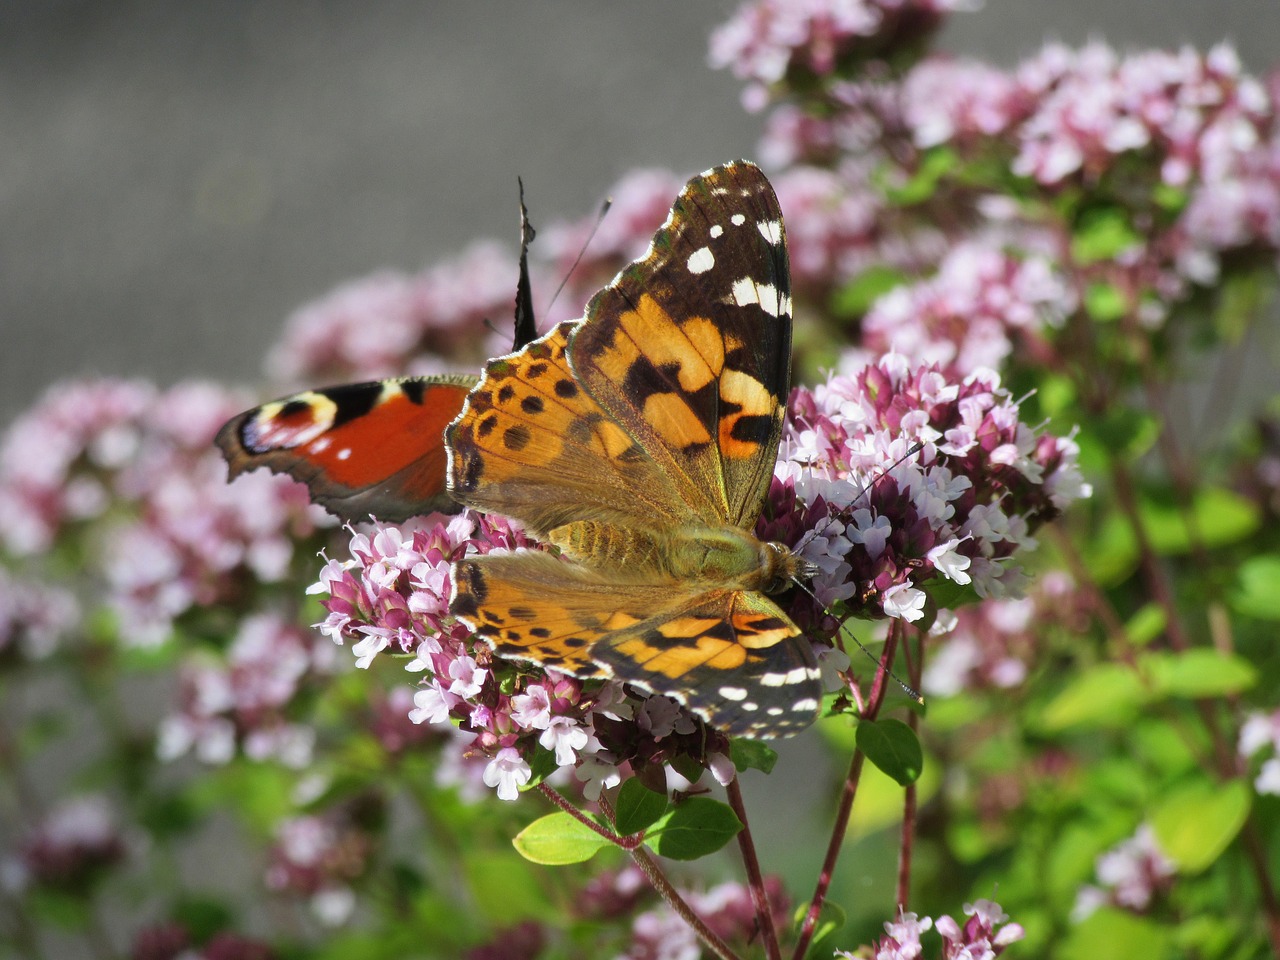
[648,797,742,861]
[465,851,554,922]
[1139,486,1260,555]
[1123,603,1166,647]
[613,779,668,836]
[1072,206,1143,264]
[512,812,614,865]
[730,738,778,775]
[1214,265,1275,344]
[831,265,908,317]
[1152,182,1187,213]
[1150,779,1251,873]
[1079,509,1141,586]
[1036,664,1146,732]
[1084,281,1129,322]
[1142,649,1258,698]
[1060,908,1171,960]
[1232,554,1280,621]
[856,718,923,785]
[1091,408,1161,460]
[796,900,847,960]
[883,147,958,205]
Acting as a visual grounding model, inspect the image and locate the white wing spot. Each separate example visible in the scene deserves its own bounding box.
[757,220,783,245]
[309,437,332,453]
[757,666,812,687]
[731,213,746,226]
[742,702,758,712]
[687,246,715,274]
[709,224,724,238]
[731,278,792,319]
[337,448,352,461]
[718,685,748,701]
[793,698,819,712]
[766,707,784,716]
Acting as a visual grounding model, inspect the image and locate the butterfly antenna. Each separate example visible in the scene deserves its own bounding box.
[792,577,924,705]
[546,194,613,318]
[512,177,538,350]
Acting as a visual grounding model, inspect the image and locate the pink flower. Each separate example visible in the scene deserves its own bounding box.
[709,0,971,109]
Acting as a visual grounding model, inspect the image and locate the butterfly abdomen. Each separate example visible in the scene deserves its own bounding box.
[548,520,664,571]
[550,518,805,595]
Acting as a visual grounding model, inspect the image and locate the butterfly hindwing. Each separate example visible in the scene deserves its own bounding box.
[216,376,477,522]
[569,161,792,528]
[592,590,820,739]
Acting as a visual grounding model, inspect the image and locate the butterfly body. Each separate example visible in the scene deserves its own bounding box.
[548,519,808,594]
[446,162,821,739]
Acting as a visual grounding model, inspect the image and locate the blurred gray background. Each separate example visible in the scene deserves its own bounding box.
[2,0,1278,423]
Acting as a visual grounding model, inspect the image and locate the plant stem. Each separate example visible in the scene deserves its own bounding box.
[628,833,742,960]
[792,619,903,959]
[725,776,782,960]
[896,635,923,911]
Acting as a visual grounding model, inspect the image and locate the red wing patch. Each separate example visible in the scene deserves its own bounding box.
[216,376,478,522]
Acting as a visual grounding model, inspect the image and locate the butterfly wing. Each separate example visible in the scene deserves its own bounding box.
[216,375,477,522]
[446,322,699,538]
[568,161,792,529]
[451,550,677,677]
[594,589,820,738]
[452,550,821,738]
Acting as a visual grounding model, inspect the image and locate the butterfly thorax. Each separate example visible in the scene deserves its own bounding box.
[547,519,808,593]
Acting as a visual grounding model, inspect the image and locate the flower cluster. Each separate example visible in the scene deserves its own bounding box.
[770,162,946,296]
[157,612,340,767]
[748,30,1280,337]
[266,241,526,385]
[1239,709,1280,796]
[708,0,972,111]
[843,899,1024,960]
[622,878,789,960]
[10,795,125,892]
[310,516,729,803]
[0,378,154,556]
[771,356,1089,630]
[0,378,325,647]
[1072,824,1177,921]
[922,571,1081,697]
[264,802,377,926]
[0,566,80,664]
[853,242,1074,378]
[131,925,277,960]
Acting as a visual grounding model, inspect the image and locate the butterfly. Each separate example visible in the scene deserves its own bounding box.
[446,161,821,740]
[214,188,541,523]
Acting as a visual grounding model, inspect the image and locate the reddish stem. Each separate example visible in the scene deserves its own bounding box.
[792,620,903,959]
[725,776,782,960]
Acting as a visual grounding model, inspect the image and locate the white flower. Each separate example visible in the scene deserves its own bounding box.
[482,748,532,801]
[882,582,927,622]
[928,538,973,584]
[539,716,589,767]
[409,682,457,725]
[574,755,622,802]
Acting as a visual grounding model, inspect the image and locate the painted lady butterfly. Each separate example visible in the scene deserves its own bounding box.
[446,161,821,739]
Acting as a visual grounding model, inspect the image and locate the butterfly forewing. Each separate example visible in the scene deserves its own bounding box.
[569,162,792,529]
[445,322,698,538]
[216,376,478,522]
